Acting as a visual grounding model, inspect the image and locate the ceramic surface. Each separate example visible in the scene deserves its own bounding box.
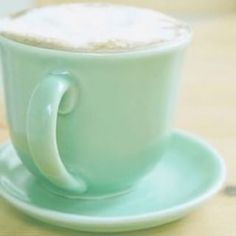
[0,33,191,196]
[0,131,226,232]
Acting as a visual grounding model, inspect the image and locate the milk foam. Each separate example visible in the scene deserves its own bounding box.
[0,3,190,52]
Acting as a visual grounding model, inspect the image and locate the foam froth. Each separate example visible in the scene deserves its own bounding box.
[0,3,190,52]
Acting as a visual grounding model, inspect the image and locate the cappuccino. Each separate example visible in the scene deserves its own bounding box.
[0,3,190,52]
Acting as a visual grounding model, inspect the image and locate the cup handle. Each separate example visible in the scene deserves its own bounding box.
[26,72,87,193]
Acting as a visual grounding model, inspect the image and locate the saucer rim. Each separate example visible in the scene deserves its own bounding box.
[0,129,226,228]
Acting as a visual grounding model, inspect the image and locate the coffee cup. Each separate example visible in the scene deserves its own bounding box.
[0,4,192,198]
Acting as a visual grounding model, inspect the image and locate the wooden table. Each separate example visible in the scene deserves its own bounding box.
[0,14,236,236]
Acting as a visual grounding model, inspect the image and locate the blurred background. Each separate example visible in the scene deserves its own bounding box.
[0,1,236,235]
[0,0,235,17]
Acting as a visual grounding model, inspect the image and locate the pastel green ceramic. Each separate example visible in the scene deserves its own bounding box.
[0,34,191,197]
[0,131,226,232]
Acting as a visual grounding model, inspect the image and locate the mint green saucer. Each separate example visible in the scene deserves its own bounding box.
[0,131,225,233]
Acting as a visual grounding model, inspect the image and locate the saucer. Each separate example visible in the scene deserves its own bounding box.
[0,130,226,232]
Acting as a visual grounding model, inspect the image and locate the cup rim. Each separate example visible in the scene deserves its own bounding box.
[0,2,193,57]
[0,25,193,57]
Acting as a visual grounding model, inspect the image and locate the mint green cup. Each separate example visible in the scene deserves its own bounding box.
[0,32,191,198]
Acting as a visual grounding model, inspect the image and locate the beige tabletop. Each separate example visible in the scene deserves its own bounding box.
[0,13,236,236]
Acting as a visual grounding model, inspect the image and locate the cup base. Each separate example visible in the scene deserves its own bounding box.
[39,180,133,200]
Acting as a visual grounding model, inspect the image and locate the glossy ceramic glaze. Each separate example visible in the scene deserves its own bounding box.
[0,34,191,196]
[0,131,226,232]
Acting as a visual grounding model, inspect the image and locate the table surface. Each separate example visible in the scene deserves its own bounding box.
[0,14,236,236]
